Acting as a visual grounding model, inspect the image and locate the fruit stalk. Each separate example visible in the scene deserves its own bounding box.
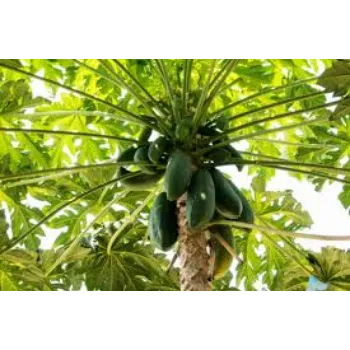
[177,194,211,291]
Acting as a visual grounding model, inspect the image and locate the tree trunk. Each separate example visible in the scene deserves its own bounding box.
[177,194,211,291]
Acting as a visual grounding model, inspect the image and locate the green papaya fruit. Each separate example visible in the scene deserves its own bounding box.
[149,193,178,251]
[207,148,231,163]
[210,168,242,219]
[164,150,192,201]
[224,145,244,172]
[138,127,153,143]
[214,115,229,131]
[134,145,158,175]
[198,125,221,137]
[229,182,254,232]
[117,148,162,191]
[148,137,173,164]
[117,167,163,191]
[186,169,215,230]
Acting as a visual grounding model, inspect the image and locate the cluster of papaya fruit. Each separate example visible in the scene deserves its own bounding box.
[116,117,254,279]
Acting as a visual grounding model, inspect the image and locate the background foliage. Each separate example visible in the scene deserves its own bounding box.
[0,59,349,291]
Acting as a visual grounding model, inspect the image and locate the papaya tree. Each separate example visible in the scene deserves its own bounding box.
[0,59,349,291]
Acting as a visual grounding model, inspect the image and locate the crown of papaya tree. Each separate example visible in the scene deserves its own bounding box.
[0,59,349,291]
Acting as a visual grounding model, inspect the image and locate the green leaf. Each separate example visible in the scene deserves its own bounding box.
[318,60,350,97]
[339,185,350,211]
[278,247,350,291]
[333,97,350,119]
[0,59,22,69]
[0,270,18,291]
[85,228,178,291]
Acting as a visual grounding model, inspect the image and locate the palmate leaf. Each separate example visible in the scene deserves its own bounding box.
[84,228,178,291]
[0,59,348,291]
[0,189,45,249]
[235,174,313,290]
[318,60,350,97]
[37,245,91,291]
[0,209,10,249]
[339,185,350,211]
[0,249,52,291]
[277,247,350,291]
[235,232,261,291]
[0,79,49,115]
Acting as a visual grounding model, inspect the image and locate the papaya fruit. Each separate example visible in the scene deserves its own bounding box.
[138,127,153,143]
[186,169,215,230]
[117,167,163,191]
[149,193,178,251]
[229,182,254,232]
[207,148,231,163]
[175,118,192,143]
[117,147,138,164]
[224,145,244,172]
[198,125,221,137]
[211,225,235,279]
[134,145,158,175]
[117,148,162,191]
[213,115,229,131]
[164,150,192,201]
[210,168,242,219]
[148,137,173,164]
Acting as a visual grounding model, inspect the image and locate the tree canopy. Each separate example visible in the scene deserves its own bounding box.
[0,59,349,291]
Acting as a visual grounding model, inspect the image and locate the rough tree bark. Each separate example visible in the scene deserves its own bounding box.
[177,194,211,291]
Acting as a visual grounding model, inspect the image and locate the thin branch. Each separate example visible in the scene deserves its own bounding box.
[207,220,350,242]
[45,190,129,275]
[1,110,143,125]
[234,155,350,177]
[218,78,242,95]
[222,101,339,137]
[0,171,143,255]
[210,157,350,185]
[199,116,330,154]
[112,59,170,123]
[0,160,154,183]
[97,59,157,117]
[183,59,193,115]
[157,60,179,120]
[107,183,162,255]
[0,127,138,142]
[112,59,161,108]
[78,59,170,135]
[193,60,217,128]
[209,76,319,116]
[227,90,325,123]
[166,248,179,274]
[207,60,232,91]
[203,59,240,116]
[0,62,151,127]
[250,137,342,150]
[212,232,243,263]
[262,232,312,275]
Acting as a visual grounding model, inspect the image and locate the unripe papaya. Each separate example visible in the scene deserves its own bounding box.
[149,193,178,251]
[134,145,158,174]
[210,168,242,219]
[164,150,192,201]
[186,169,215,230]
[148,137,173,164]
